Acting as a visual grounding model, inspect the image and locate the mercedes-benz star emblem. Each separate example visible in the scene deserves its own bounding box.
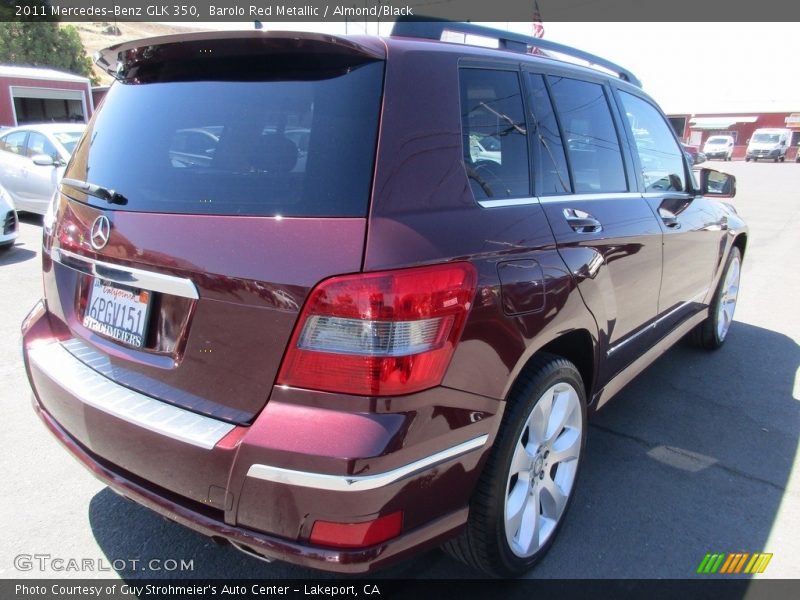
[90,215,111,250]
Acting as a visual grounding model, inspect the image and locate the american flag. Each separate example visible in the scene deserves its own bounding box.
[532,0,545,38]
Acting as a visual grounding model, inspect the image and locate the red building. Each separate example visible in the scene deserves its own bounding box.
[668,112,800,160]
[0,65,93,127]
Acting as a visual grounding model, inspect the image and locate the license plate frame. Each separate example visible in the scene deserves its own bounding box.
[83,278,152,349]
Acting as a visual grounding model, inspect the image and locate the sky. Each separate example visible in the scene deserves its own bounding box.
[177,21,799,115]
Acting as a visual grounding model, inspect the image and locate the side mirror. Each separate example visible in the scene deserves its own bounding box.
[700,168,736,198]
[31,154,55,166]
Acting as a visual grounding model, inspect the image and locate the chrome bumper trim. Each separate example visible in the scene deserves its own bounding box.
[52,247,199,300]
[28,342,234,449]
[246,434,489,492]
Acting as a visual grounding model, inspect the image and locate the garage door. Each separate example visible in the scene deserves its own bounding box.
[11,87,86,124]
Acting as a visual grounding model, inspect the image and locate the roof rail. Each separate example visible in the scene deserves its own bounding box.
[390,16,642,88]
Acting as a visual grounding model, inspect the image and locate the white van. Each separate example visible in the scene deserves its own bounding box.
[745,128,792,162]
[703,135,735,161]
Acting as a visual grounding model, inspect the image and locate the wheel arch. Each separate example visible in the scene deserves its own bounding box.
[732,232,747,259]
[513,329,596,405]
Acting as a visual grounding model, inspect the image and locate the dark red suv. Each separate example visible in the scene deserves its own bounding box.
[22,19,746,576]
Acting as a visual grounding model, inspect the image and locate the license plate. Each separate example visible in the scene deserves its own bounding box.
[83,279,152,348]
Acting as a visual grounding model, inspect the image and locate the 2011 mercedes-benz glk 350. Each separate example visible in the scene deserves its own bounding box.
[22,19,747,576]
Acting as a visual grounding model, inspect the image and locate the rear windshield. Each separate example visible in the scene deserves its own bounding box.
[65,61,383,217]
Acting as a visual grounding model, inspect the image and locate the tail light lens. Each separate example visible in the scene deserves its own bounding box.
[277,263,477,396]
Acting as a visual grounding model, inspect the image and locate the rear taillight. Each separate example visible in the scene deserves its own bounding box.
[277,263,477,396]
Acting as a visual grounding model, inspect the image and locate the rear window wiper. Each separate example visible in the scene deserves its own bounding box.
[61,178,128,206]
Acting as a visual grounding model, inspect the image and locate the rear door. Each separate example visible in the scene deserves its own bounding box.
[526,71,664,379]
[44,34,385,424]
[614,89,724,331]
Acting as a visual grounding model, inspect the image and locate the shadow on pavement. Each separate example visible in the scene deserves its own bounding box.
[87,321,798,580]
[0,245,36,266]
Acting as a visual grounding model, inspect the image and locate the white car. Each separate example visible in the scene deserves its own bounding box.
[0,184,18,251]
[702,135,735,161]
[0,123,85,215]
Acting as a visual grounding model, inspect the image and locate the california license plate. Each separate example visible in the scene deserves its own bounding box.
[83,279,152,348]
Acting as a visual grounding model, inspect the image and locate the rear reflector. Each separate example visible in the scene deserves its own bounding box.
[277,263,477,396]
[310,511,403,548]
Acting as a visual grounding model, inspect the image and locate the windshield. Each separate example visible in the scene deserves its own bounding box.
[52,131,83,155]
[706,137,728,145]
[65,61,384,217]
[752,133,780,144]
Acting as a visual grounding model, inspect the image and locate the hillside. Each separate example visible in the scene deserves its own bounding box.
[71,22,204,85]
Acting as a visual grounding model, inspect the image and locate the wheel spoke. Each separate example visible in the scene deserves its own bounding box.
[529,390,552,445]
[545,387,574,443]
[548,427,581,465]
[540,475,568,519]
[516,486,541,555]
[510,439,533,476]
[505,478,529,543]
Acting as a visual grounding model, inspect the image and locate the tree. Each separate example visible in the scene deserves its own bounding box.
[0,22,98,84]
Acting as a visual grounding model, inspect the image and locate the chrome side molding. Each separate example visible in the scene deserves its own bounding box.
[28,342,233,449]
[246,435,489,492]
[52,247,199,300]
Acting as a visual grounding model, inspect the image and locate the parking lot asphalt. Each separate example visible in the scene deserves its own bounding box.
[0,160,798,581]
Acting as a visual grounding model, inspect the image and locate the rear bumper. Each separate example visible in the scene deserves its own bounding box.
[31,397,471,573]
[22,301,496,573]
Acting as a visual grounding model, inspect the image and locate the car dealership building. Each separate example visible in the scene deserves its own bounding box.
[668,111,800,160]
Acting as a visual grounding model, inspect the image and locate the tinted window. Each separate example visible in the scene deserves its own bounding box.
[619,92,686,193]
[547,77,627,193]
[0,131,27,156]
[65,62,383,217]
[526,73,570,195]
[460,69,530,200]
[27,132,58,159]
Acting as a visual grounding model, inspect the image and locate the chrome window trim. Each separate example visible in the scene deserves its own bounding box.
[52,247,199,300]
[478,197,538,208]
[477,191,646,209]
[246,434,489,492]
[539,192,643,203]
[28,342,233,449]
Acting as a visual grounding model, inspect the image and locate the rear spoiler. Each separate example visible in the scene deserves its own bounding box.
[95,30,385,81]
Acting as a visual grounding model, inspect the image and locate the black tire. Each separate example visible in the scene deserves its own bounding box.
[690,246,742,350]
[745,157,750,162]
[444,355,587,577]
[0,241,13,252]
[779,156,785,162]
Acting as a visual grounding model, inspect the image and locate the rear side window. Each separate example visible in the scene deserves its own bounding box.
[526,73,570,195]
[619,92,686,193]
[459,69,530,201]
[547,77,627,193]
[65,61,384,217]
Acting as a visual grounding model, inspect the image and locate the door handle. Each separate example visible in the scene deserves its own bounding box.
[658,207,681,229]
[563,208,602,232]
